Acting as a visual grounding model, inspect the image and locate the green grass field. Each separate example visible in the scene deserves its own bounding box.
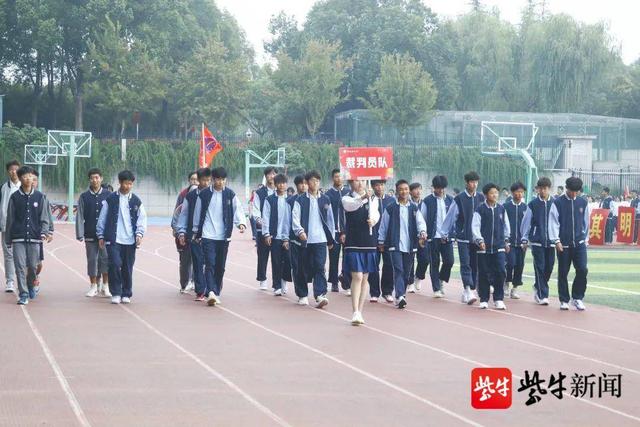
[447,248,640,312]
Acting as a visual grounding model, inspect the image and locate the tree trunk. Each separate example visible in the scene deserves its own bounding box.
[74,69,84,131]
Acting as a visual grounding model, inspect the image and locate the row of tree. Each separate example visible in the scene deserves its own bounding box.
[1,0,639,141]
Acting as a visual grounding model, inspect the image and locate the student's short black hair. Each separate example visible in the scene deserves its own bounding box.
[264,166,277,176]
[409,182,422,191]
[305,170,321,182]
[453,187,461,194]
[274,173,288,185]
[88,168,102,178]
[294,175,306,186]
[602,186,610,194]
[371,179,386,186]
[510,181,526,192]
[566,177,583,192]
[331,168,341,177]
[287,186,294,193]
[6,160,20,171]
[395,179,409,189]
[33,169,39,177]
[536,177,552,188]
[196,167,211,179]
[557,186,564,191]
[118,170,135,182]
[482,183,499,195]
[188,171,197,180]
[432,175,448,189]
[17,165,36,178]
[464,171,480,182]
[212,167,228,179]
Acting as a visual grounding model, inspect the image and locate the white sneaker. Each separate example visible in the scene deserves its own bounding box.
[407,284,416,293]
[273,288,282,296]
[510,288,520,299]
[121,297,131,304]
[85,284,98,297]
[560,302,570,310]
[207,291,217,306]
[346,289,352,296]
[351,312,360,326]
[461,288,470,304]
[259,281,269,290]
[315,295,329,309]
[534,293,541,304]
[111,296,121,304]
[415,279,422,291]
[281,280,288,295]
[503,283,510,295]
[479,302,489,309]
[433,290,444,298]
[494,300,506,310]
[5,281,15,293]
[186,282,195,292]
[101,284,112,298]
[467,289,478,305]
[369,296,379,303]
[572,299,586,311]
[179,287,188,294]
[298,297,309,305]
[357,312,365,324]
[539,298,549,306]
[383,294,394,303]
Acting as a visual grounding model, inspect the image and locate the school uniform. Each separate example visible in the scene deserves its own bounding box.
[421,193,455,292]
[173,187,195,289]
[4,188,52,301]
[76,187,110,278]
[440,190,486,292]
[472,202,510,303]
[193,187,246,297]
[549,194,590,304]
[631,196,640,243]
[368,194,396,298]
[326,186,350,290]
[287,193,305,293]
[176,187,207,296]
[504,199,527,288]
[0,178,20,288]
[600,195,614,243]
[409,198,429,286]
[520,196,554,301]
[262,193,292,291]
[377,200,427,301]
[252,186,275,283]
[341,192,380,273]
[291,192,336,299]
[96,192,147,299]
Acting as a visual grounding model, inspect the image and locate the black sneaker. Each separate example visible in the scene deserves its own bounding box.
[397,296,407,309]
[338,274,348,290]
[331,283,339,292]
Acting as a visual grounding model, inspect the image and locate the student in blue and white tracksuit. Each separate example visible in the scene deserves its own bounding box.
[192,167,246,307]
[472,183,510,310]
[408,182,428,293]
[341,180,380,325]
[97,170,148,304]
[368,180,396,303]
[504,181,527,300]
[549,177,591,311]
[520,177,554,306]
[420,175,454,298]
[262,174,292,296]
[325,168,350,293]
[291,170,336,309]
[288,175,307,298]
[176,167,212,301]
[252,167,277,290]
[439,171,485,305]
[377,180,427,309]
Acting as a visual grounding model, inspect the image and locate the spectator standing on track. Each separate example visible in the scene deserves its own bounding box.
[97,170,148,305]
[76,168,111,298]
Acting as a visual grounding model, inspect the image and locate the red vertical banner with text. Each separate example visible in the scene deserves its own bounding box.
[588,208,609,246]
[616,206,636,244]
[339,147,394,180]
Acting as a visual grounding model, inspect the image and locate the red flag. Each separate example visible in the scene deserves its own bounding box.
[199,124,223,167]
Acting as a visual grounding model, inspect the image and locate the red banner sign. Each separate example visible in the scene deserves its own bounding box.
[616,206,636,244]
[339,147,394,180]
[588,208,609,246]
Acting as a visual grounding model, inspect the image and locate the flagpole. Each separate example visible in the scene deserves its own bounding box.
[201,123,205,167]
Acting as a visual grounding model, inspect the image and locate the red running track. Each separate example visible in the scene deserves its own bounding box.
[0,224,639,426]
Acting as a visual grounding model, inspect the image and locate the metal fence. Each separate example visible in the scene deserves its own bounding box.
[571,168,640,194]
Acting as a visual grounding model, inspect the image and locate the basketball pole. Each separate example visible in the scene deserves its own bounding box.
[67,135,76,222]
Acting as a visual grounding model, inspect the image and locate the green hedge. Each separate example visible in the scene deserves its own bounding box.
[0,124,528,192]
